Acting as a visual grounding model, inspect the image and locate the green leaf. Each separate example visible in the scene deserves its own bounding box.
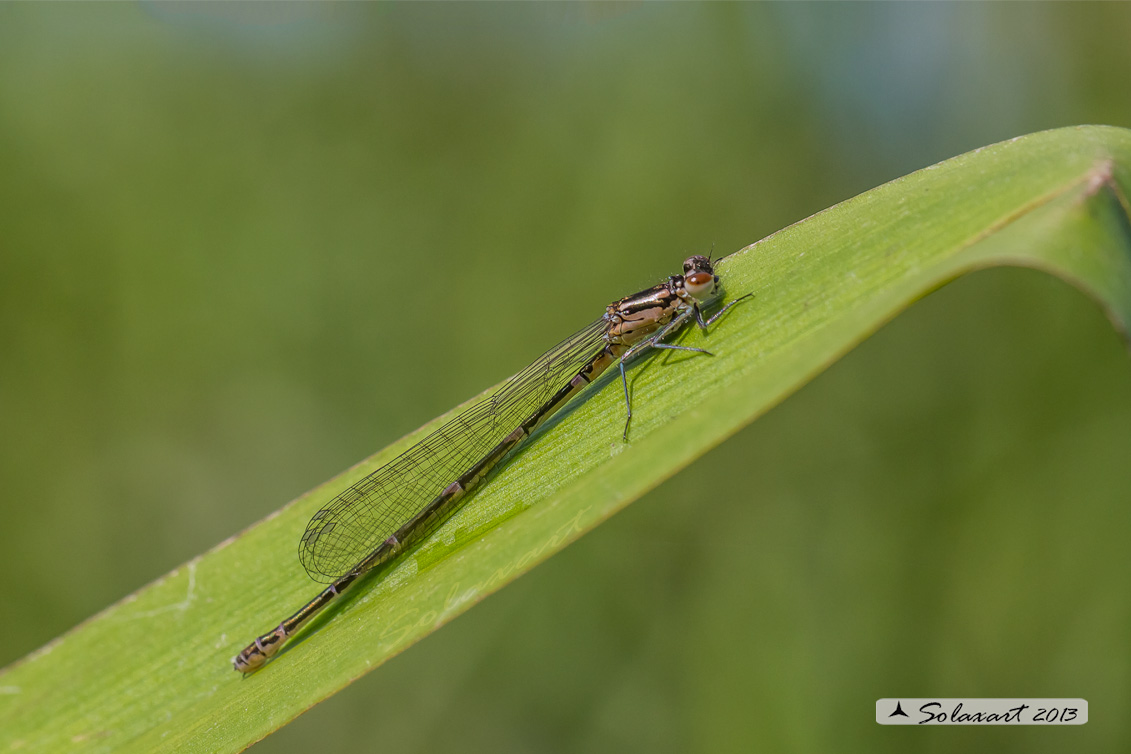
[2,125,1130,753]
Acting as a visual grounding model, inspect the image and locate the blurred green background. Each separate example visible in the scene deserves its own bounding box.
[2,3,1130,752]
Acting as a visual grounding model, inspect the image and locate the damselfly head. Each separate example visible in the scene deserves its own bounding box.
[682,255,714,276]
[681,255,720,303]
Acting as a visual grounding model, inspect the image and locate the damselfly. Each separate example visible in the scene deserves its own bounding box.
[233,254,749,672]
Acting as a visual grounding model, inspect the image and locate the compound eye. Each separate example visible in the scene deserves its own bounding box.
[684,271,715,299]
